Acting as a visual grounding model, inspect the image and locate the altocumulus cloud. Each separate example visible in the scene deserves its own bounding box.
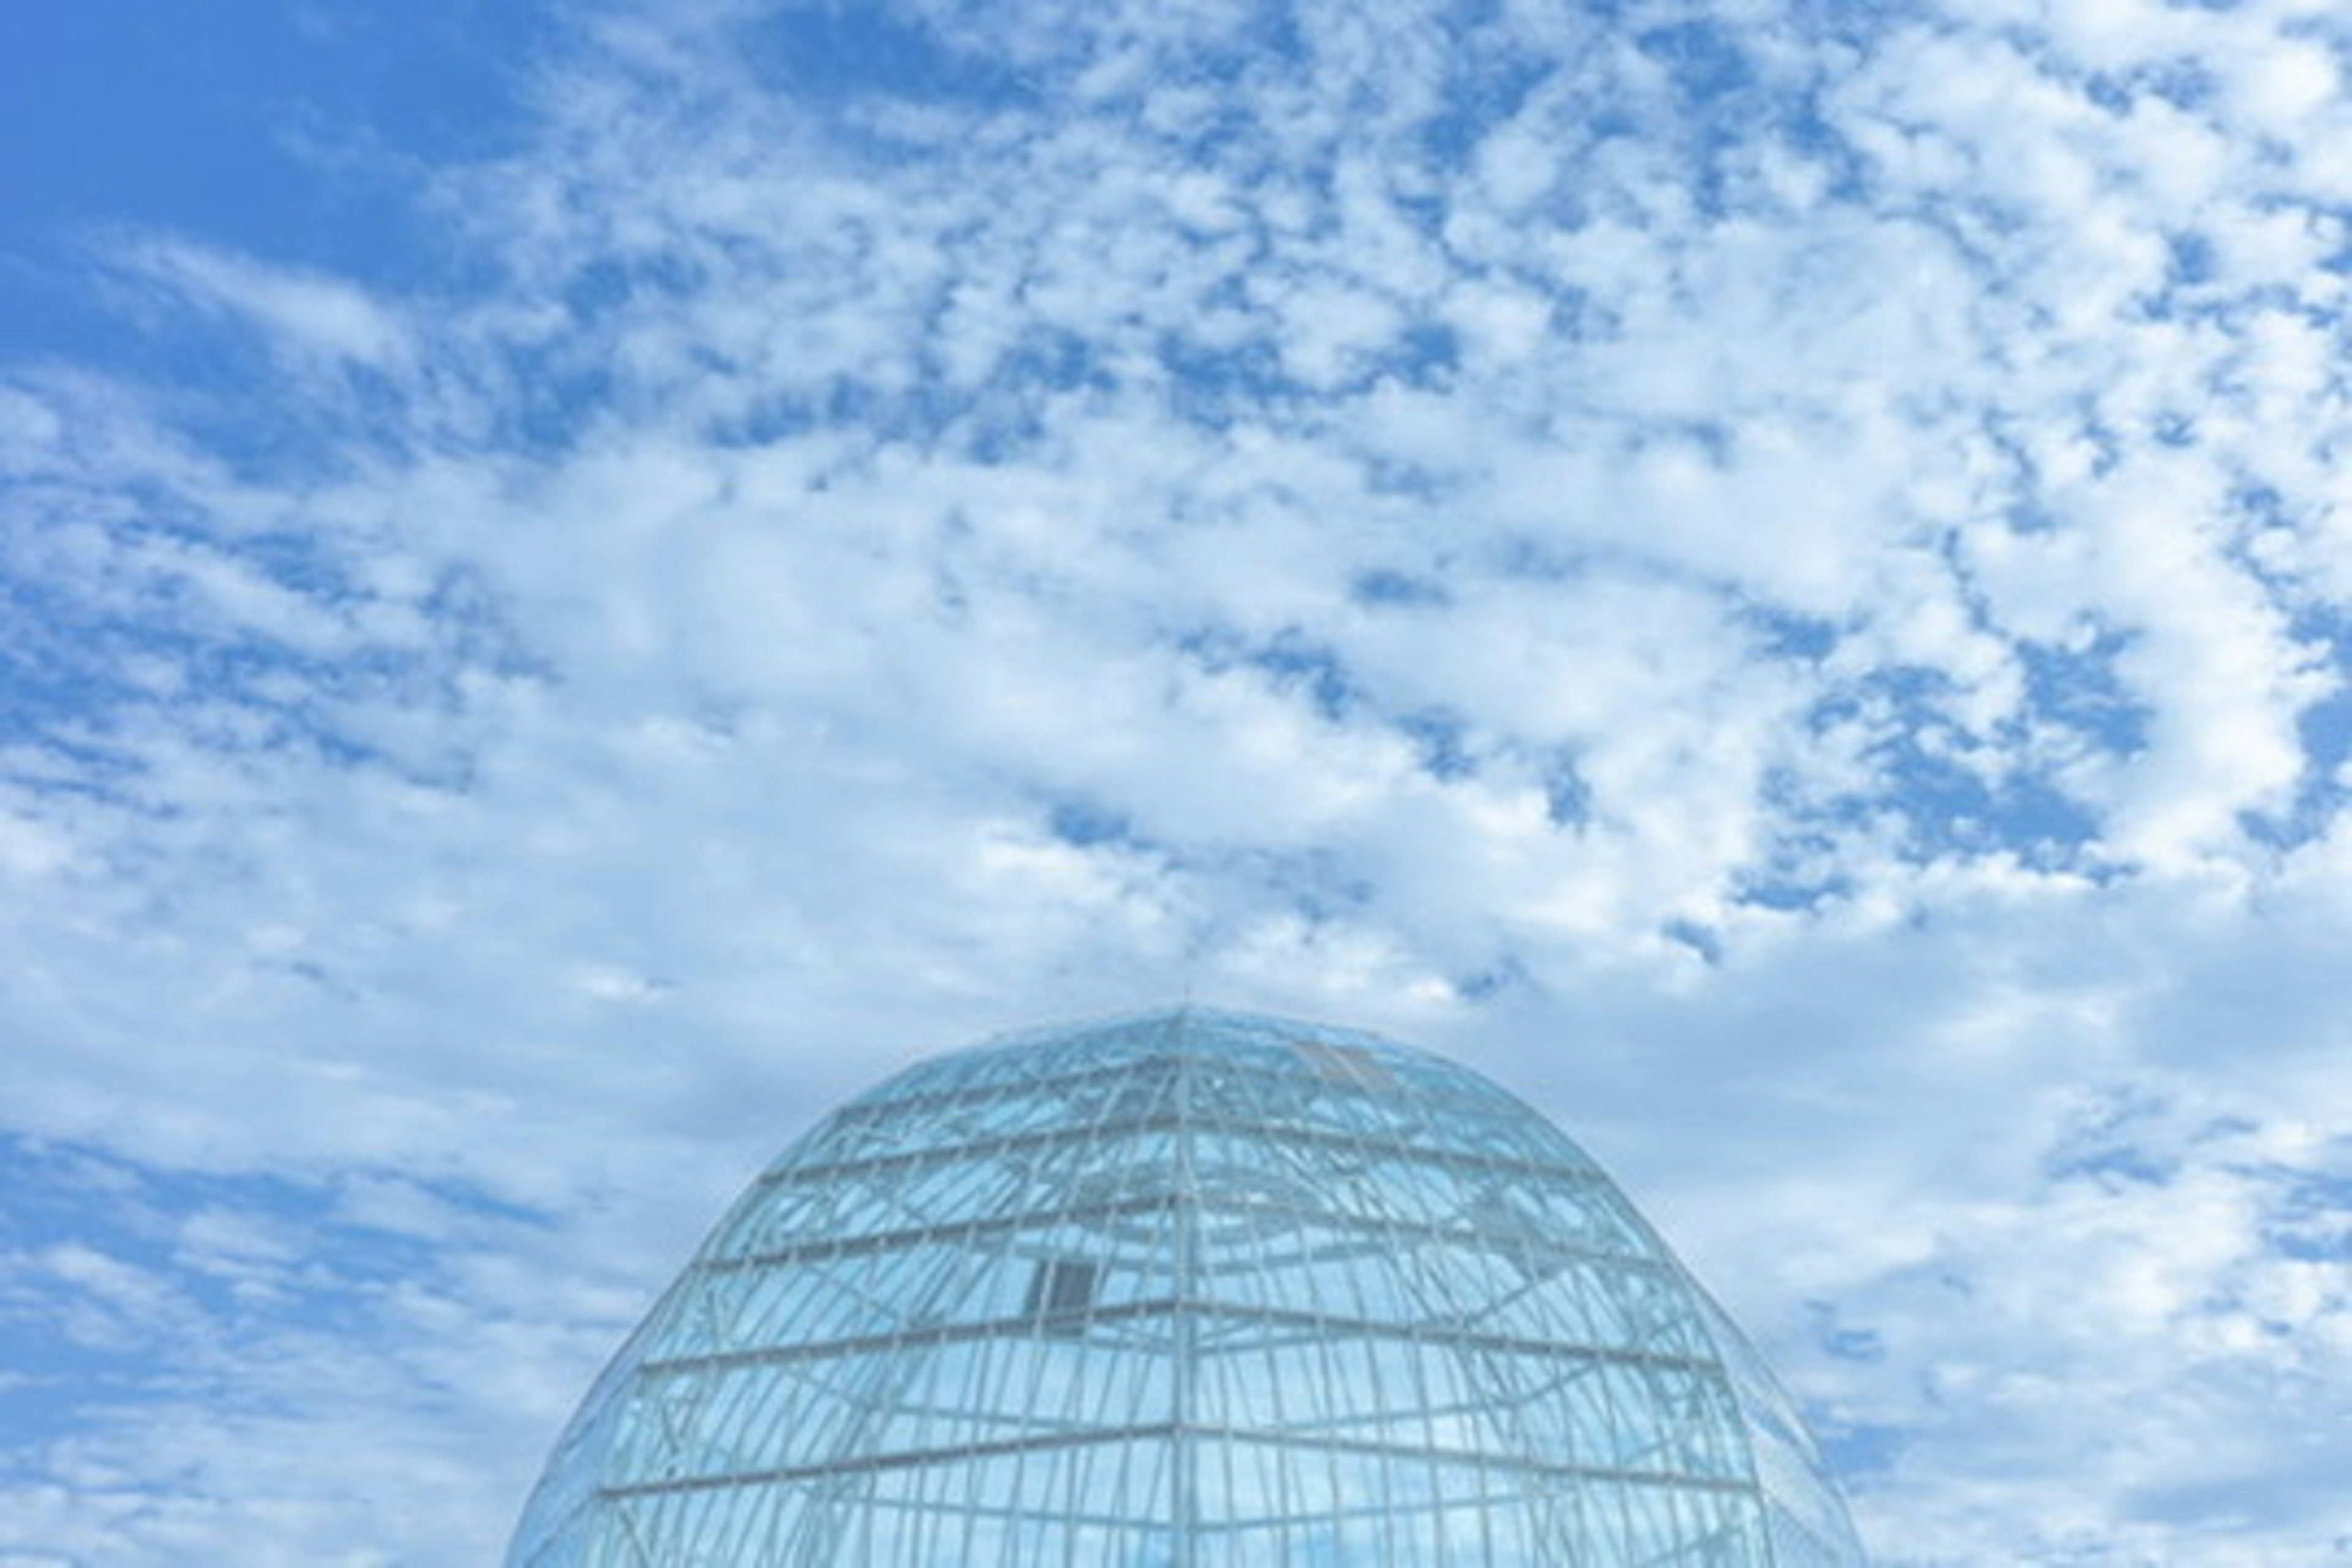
[3,0,2350,1562]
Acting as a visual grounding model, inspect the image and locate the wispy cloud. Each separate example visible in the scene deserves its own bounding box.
[111,238,413,372]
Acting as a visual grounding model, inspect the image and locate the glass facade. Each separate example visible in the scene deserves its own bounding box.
[508,1008,1866,1566]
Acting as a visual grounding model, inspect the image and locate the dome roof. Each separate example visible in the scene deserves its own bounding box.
[507,1008,1866,1566]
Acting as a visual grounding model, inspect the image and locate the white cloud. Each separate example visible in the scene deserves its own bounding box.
[113,240,410,371]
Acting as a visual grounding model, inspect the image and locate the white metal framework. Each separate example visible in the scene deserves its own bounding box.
[507,1008,1866,1566]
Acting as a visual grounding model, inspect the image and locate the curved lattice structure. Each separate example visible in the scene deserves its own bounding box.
[508,1008,1866,1565]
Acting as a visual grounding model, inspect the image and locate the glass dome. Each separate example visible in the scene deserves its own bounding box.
[508,1008,1866,1566]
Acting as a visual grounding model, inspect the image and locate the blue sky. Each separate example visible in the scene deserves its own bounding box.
[4,0,2350,1562]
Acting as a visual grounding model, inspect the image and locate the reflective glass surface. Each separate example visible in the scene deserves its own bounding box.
[508,1008,1866,1566]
